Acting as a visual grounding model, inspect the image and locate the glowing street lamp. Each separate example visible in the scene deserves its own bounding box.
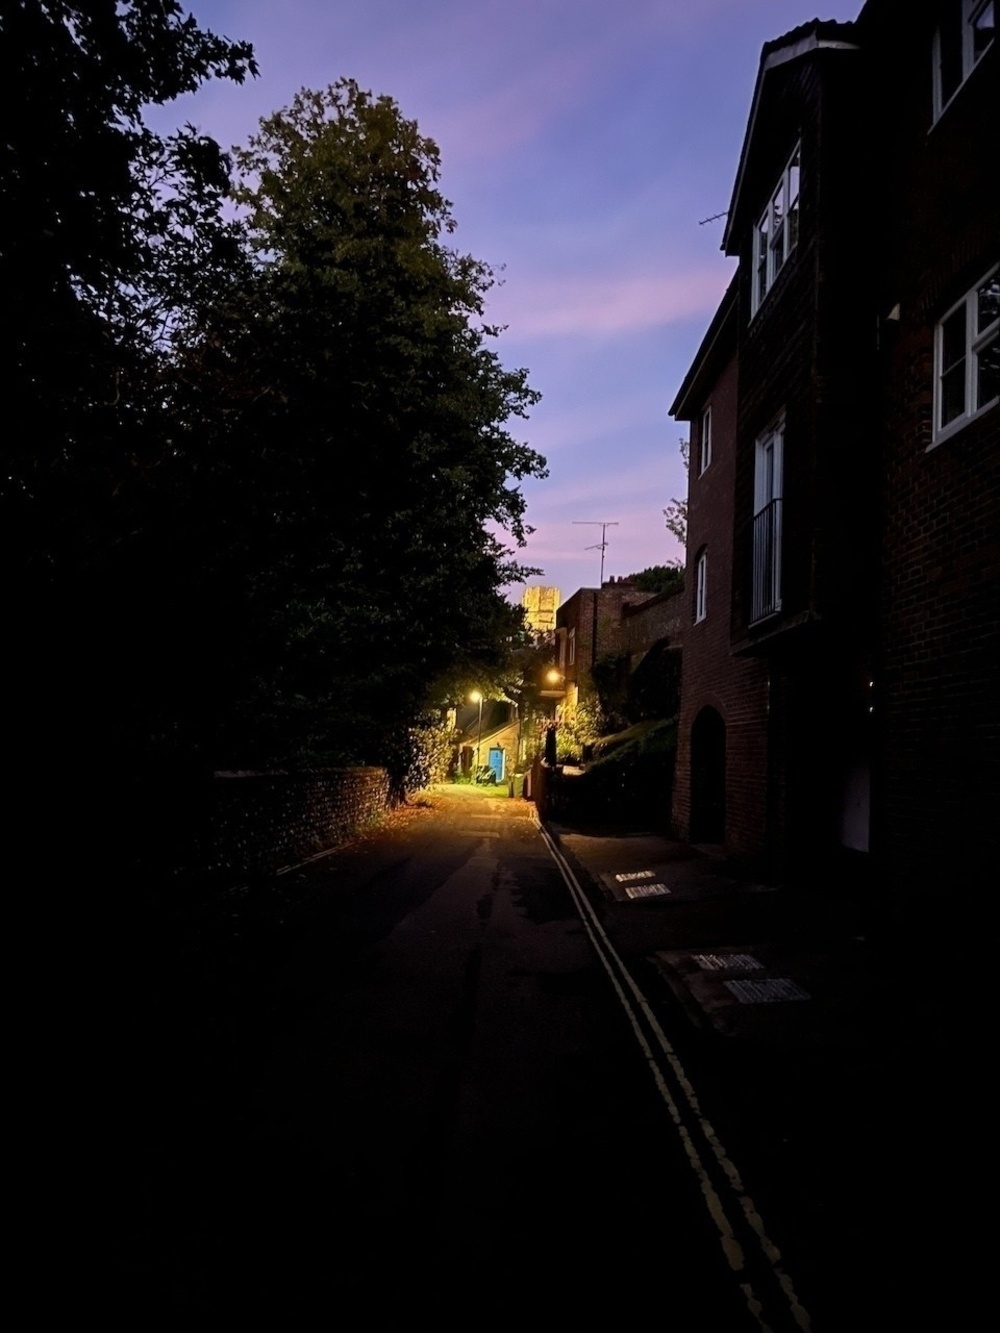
[541,668,565,732]
[469,690,484,771]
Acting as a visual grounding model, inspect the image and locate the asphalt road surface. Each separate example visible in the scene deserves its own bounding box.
[114,786,892,1330]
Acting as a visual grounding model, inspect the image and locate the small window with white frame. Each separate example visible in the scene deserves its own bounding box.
[568,627,576,665]
[752,144,800,315]
[699,405,713,475]
[932,0,994,122]
[694,550,708,623]
[933,264,999,445]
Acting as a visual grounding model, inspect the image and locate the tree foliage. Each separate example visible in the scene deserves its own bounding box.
[169,80,546,774]
[662,439,690,547]
[554,695,608,762]
[399,715,459,794]
[4,2,259,860]
[4,1,256,547]
[6,12,545,857]
[624,565,684,595]
[571,718,678,826]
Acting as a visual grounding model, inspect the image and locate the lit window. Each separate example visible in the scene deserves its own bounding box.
[699,405,713,474]
[751,417,784,622]
[933,0,994,121]
[694,551,708,623]
[752,145,800,315]
[933,265,999,444]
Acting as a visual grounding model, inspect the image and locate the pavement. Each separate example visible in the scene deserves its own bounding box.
[539,815,886,1055]
[539,811,967,1329]
[151,788,959,1325]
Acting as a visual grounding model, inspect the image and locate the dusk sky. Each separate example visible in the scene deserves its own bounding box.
[153,0,861,604]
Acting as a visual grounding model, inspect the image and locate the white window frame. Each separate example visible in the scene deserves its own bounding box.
[694,551,708,624]
[699,405,713,475]
[751,144,800,316]
[932,0,994,123]
[751,417,784,623]
[568,627,576,665]
[932,264,999,447]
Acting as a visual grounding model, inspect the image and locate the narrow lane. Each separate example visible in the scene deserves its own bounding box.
[134,789,786,1328]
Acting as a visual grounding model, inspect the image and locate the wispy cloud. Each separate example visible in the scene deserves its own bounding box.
[424,48,597,166]
[488,264,731,341]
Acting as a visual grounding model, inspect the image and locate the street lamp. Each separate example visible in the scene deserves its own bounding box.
[543,668,566,720]
[469,690,484,772]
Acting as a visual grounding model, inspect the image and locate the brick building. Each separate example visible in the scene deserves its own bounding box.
[670,277,770,851]
[669,0,997,904]
[548,577,685,756]
[861,0,998,942]
[553,578,655,714]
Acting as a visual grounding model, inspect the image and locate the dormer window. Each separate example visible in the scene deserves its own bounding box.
[752,145,800,316]
[933,0,994,122]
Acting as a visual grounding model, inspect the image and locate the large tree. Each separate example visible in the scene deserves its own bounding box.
[3,2,257,866]
[170,80,546,772]
[3,1,256,548]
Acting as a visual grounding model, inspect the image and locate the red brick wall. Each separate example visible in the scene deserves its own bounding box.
[870,6,1000,932]
[673,349,770,855]
[672,7,997,897]
[621,588,685,658]
[194,767,393,884]
[556,582,654,694]
[724,44,878,875]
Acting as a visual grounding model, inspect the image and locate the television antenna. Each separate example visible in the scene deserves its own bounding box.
[573,520,619,585]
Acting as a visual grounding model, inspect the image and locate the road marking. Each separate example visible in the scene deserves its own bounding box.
[624,881,670,899]
[533,811,813,1333]
[693,953,764,972]
[724,978,810,1003]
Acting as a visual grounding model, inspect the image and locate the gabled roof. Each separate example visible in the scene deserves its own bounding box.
[721,18,860,255]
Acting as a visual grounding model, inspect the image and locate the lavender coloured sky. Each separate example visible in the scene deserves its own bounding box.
[152,0,860,603]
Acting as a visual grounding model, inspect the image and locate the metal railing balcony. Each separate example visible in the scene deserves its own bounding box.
[751,498,782,623]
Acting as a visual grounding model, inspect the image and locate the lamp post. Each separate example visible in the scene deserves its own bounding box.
[469,690,484,772]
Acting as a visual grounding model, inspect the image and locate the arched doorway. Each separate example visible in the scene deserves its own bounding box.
[690,706,726,844]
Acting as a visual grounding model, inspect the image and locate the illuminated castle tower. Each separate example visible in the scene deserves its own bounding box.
[521,585,560,635]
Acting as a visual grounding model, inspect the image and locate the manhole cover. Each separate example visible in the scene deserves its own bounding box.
[723,977,810,1003]
[692,953,763,972]
[624,881,670,899]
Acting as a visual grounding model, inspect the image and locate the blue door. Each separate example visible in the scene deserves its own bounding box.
[488,747,505,783]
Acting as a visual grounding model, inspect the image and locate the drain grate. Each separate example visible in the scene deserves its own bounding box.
[723,977,810,1004]
[615,869,656,883]
[692,953,763,973]
[624,881,670,899]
